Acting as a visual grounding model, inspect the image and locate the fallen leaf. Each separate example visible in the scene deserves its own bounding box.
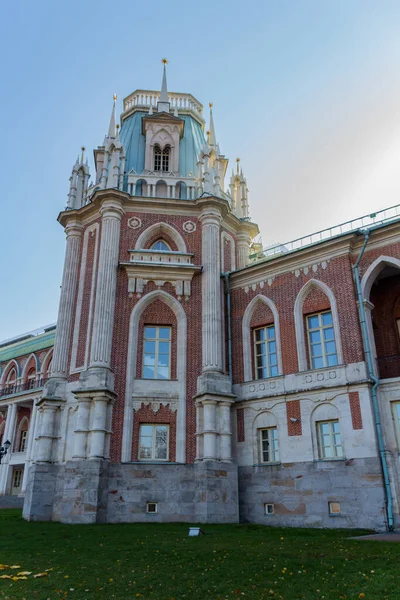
[10,565,22,569]
[33,572,49,578]
[0,575,11,579]
[17,572,32,576]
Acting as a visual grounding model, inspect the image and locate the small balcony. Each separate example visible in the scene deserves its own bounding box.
[0,378,48,399]
[377,355,400,380]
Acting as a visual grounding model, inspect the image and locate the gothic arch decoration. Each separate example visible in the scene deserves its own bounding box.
[135,222,187,253]
[221,231,236,272]
[361,256,400,300]
[155,180,168,198]
[122,290,187,464]
[242,294,282,382]
[176,181,187,199]
[135,179,147,197]
[294,279,343,372]
[14,415,29,453]
[0,359,21,387]
[21,353,40,383]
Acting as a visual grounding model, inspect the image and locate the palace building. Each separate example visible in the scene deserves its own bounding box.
[2,64,400,530]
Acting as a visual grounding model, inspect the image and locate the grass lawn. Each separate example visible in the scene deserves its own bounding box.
[0,510,399,600]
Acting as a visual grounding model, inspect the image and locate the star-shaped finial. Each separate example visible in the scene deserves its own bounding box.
[113,94,117,101]
[161,58,168,65]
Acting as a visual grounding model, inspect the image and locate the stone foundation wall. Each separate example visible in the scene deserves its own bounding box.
[23,461,239,525]
[238,458,387,530]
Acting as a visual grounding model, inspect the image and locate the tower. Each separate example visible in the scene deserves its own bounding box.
[23,62,259,524]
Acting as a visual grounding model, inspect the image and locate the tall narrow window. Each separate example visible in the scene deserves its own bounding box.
[27,368,36,389]
[5,369,17,394]
[254,325,278,379]
[154,145,162,171]
[19,429,28,452]
[143,326,171,380]
[259,427,279,463]
[162,146,170,172]
[317,420,343,459]
[139,424,169,460]
[307,311,338,369]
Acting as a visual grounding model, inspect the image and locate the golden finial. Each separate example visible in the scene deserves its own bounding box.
[236,157,240,163]
[209,102,213,109]
[116,124,120,130]
[161,58,169,65]
[81,146,85,162]
[81,146,85,152]
[113,94,117,101]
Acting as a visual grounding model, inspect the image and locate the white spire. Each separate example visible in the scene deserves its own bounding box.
[209,103,217,148]
[157,59,170,113]
[107,94,117,138]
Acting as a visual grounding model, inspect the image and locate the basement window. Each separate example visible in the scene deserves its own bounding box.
[146,502,158,514]
[328,501,341,516]
[264,503,275,515]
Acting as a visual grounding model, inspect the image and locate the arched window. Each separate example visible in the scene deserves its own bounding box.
[151,240,170,252]
[5,368,17,394]
[27,367,37,390]
[16,416,29,453]
[135,179,147,197]
[153,145,170,172]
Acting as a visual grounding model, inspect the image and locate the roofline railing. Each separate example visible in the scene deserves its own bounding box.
[250,202,400,263]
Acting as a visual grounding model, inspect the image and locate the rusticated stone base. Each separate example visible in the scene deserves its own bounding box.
[23,461,239,524]
[238,458,388,531]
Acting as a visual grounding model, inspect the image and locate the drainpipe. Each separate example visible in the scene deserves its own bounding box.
[353,230,394,531]
[223,273,233,383]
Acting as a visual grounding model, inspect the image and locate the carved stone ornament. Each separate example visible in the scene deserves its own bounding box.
[128,216,142,230]
[182,220,196,233]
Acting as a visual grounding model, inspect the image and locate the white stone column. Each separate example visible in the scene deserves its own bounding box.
[21,402,38,493]
[218,401,233,461]
[195,401,203,461]
[236,232,251,269]
[0,403,17,494]
[36,405,58,463]
[89,397,108,459]
[73,397,91,459]
[202,400,217,460]
[89,199,124,369]
[51,220,83,379]
[200,208,223,372]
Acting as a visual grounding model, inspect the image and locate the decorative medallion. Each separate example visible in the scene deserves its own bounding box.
[183,220,196,233]
[128,216,142,230]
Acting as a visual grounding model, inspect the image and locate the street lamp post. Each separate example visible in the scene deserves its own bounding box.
[0,440,11,464]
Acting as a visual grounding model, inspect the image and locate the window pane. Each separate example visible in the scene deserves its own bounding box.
[155,426,168,459]
[152,240,170,251]
[256,342,266,355]
[327,354,338,366]
[159,328,171,339]
[270,365,278,377]
[158,342,170,354]
[257,367,266,379]
[322,312,333,326]
[157,367,169,379]
[144,341,156,353]
[325,341,337,355]
[255,328,265,341]
[320,423,330,435]
[143,366,155,378]
[158,354,170,367]
[268,340,276,353]
[144,353,156,365]
[308,315,320,329]
[323,328,334,341]
[311,344,323,357]
[312,357,324,369]
[269,353,277,366]
[309,330,321,343]
[267,326,275,339]
[256,354,267,368]
[144,327,157,339]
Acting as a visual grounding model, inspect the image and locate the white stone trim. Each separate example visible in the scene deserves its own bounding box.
[252,410,279,464]
[0,360,21,387]
[361,255,400,300]
[294,279,343,372]
[310,401,342,460]
[242,294,282,382]
[40,348,54,378]
[122,290,187,463]
[221,231,236,272]
[70,223,100,373]
[135,222,187,253]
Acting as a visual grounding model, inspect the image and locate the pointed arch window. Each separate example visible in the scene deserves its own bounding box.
[151,240,171,252]
[5,368,17,395]
[153,145,170,172]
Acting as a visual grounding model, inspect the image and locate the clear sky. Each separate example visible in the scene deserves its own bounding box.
[1,0,400,340]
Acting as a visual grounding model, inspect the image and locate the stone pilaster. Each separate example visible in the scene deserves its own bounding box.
[202,400,217,460]
[218,400,234,461]
[21,401,39,493]
[0,403,17,494]
[199,206,223,373]
[50,220,83,379]
[89,199,124,370]
[72,397,91,459]
[236,231,251,269]
[89,395,113,460]
[36,404,59,463]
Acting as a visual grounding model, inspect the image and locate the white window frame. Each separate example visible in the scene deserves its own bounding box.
[258,427,279,463]
[306,310,338,369]
[142,326,172,380]
[317,420,343,459]
[264,503,275,515]
[391,402,400,449]
[253,325,278,380]
[139,424,170,461]
[328,501,341,515]
[151,240,171,252]
[19,429,28,453]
